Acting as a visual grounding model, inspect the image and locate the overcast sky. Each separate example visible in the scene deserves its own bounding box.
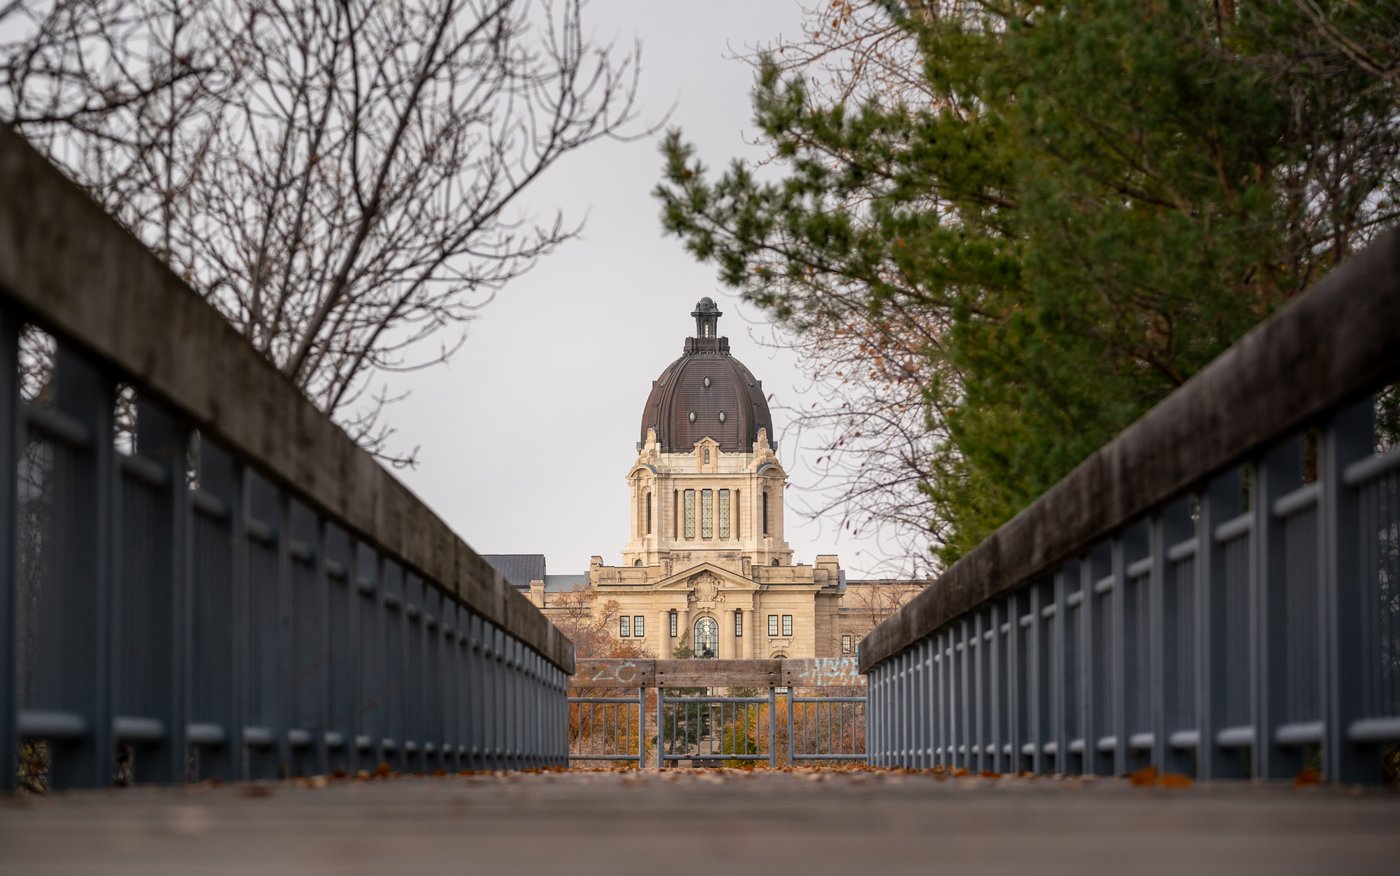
[392,1,907,578]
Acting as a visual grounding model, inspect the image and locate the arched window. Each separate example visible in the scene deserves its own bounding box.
[634,559,642,567]
[694,616,718,659]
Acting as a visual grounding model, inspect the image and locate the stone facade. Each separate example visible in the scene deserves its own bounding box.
[495,300,920,660]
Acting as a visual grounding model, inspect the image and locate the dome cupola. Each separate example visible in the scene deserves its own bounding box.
[639,299,774,453]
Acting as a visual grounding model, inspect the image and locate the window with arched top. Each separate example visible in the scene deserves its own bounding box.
[694,616,718,659]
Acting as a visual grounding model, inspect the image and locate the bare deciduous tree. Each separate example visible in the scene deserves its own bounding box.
[734,1,964,575]
[2,0,643,465]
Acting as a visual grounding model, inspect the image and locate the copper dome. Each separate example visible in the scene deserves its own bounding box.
[639,300,774,453]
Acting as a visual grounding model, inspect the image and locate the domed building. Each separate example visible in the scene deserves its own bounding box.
[487,299,920,661]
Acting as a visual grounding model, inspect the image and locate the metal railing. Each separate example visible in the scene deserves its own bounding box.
[0,126,574,790]
[568,659,866,767]
[788,695,865,762]
[656,688,777,767]
[861,229,1400,783]
[569,692,646,766]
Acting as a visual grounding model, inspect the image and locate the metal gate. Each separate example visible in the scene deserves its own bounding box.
[566,659,868,768]
[656,688,778,767]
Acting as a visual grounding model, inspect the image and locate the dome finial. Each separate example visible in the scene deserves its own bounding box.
[691,297,722,339]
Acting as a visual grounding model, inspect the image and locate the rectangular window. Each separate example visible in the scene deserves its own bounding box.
[701,489,713,539]
[718,489,731,539]
[633,615,644,638]
[781,614,793,637]
[669,612,678,637]
[645,492,652,535]
[619,616,631,637]
[673,490,678,537]
[734,610,743,638]
[841,634,853,654]
[768,614,778,637]
[683,489,696,539]
[762,491,770,535]
[735,489,741,536]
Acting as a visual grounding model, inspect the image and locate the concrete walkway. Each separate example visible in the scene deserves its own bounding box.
[2,768,1397,875]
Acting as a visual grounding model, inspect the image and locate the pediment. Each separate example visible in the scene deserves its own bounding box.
[653,562,759,593]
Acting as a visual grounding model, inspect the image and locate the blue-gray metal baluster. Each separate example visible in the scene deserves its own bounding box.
[434,588,446,771]
[523,651,533,767]
[274,489,294,779]
[1322,399,1373,781]
[885,656,894,765]
[528,651,539,767]
[970,613,983,772]
[870,665,880,765]
[240,471,276,781]
[381,562,404,770]
[517,641,526,766]
[1108,535,1129,776]
[356,547,381,771]
[920,638,932,767]
[42,348,115,787]
[1024,587,1041,775]
[903,651,911,766]
[1254,440,1299,780]
[191,439,243,782]
[930,633,941,767]
[1052,566,1072,775]
[0,316,18,792]
[329,534,353,774]
[989,604,1005,773]
[455,606,469,768]
[1154,501,1193,776]
[490,625,503,768]
[507,636,519,766]
[499,630,510,768]
[1197,469,1242,780]
[924,637,936,767]
[423,586,438,771]
[309,514,330,777]
[134,399,188,783]
[406,574,424,772]
[519,650,528,767]
[906,648,915,766]
[556,666,565,767]
[1004,597,1019,774]
[472,611,484,769]
[1083,545,1111,775]
[469,614,483,769]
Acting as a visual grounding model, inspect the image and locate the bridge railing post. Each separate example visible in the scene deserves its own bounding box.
[1253,438,1300,781]
[0,317,16,794]
[1322,399,1375,782]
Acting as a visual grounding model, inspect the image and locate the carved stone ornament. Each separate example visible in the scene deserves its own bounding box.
[688,572,725,606]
